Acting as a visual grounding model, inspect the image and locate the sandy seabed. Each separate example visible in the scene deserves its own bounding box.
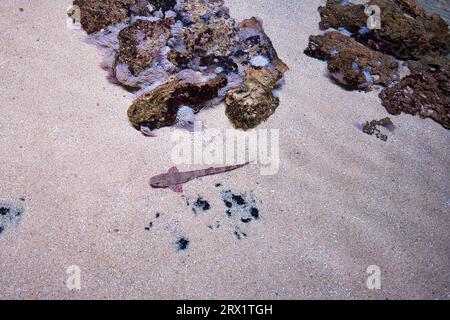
[0,0,449,299]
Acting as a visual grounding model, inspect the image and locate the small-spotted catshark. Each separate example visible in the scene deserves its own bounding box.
[150,162,250,193]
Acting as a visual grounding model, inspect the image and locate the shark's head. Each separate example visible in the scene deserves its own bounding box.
[149,174,168,188]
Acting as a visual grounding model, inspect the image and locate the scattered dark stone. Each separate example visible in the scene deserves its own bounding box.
[176,237,190,251]
[215,183,222,188]
[192,196,211,214]
[379,60,450,129]
[219,188,262,239]
[208,220,221,230]
[145,222,153,230]
[234,228,247,240]
[72,0,135,34]
[226,67,283,130]
[0,207,10,216]
[232,194,246,206]
[155,212,160,219]
[19,8,24,12]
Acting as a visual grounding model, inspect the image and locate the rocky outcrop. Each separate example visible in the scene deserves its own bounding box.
[317,0,450,61]
[379,58,450,129]
[305,31,399,89]
[73,0,288,132]
[306,0,450,129]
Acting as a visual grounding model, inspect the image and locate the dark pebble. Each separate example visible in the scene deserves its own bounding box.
[0,207,10,216]
[250,207,259,219]
[232,194,246,206]
[176,237,190,251]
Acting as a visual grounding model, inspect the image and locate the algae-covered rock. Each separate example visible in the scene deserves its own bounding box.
[148,0,177,12]
[235,17,289,74]
[74,0,288,132]
[305,31,399,89]
[304,31,359,60]
[379,59,450,129]
[225,67,282,130]
[316,0,450,60]
[177,0,225,24]
[115,18,174,77]
[223,17,289,129]
[318,0,367,33]
[73,0,135,34]
[128,74,227,129]
[362,117,394,141]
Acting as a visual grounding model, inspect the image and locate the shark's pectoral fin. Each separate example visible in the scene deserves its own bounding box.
[170,184,183,193]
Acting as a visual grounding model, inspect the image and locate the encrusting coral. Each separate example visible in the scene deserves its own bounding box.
[73,0,288,132]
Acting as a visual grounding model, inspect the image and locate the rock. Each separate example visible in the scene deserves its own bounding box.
[176,0,226,24]
[318,0,367,33]
[73,0,135,34]
[128,74,227,129]
[74,0,288,131]
[225,67,282,130]
[235,17,289,74]
[305,31,399,89]
[182,15,237,58]
[316,0,450,60]
[223,17,289,129]
[379,58,450,129]
[362,117,395,141]
[304,31,358,60]
[148,0,177,12]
